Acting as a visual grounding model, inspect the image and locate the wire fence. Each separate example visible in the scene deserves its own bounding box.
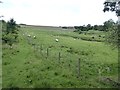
[21,31,118,87]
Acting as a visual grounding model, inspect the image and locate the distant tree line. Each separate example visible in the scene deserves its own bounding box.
[2,18,20,47]
[62,26,74,29]
[74,19,115,32]
[74,19,119,48]
[61,19,116,32]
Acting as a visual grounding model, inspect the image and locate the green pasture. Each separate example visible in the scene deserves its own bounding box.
[2,25,118,88]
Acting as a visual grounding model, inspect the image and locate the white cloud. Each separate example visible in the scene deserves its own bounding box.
[0,0,118,26]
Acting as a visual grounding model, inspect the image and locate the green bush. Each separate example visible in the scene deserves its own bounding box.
[105,25,119,48]
[2,19,20,46]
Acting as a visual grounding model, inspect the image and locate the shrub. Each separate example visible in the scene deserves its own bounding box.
[2,19,20,46]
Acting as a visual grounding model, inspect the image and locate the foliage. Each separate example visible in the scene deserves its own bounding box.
[105,24,119,48]
[62,26,68,29]
[74,25,91,31]
[103,1,119,48]
[103,19,115,32]
[2,19,20,46]
[74,19,115,32]
[103,1,120,16]
[74,19,119,48]
[93,25,104,31]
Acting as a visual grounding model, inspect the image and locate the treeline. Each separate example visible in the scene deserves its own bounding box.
[73,19,119,48]
[74,19,116,32]
[2,18,20,47]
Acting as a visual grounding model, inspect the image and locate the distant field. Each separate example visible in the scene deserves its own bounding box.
[2,25,118,88]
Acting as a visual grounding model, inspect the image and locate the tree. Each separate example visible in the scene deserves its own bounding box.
[6,18,19,34]
[103,19,115,32]
[2,19,20,46]
[103,0,120,16]
[98,25,104,31]
[103,0,120,48]
[86,24,92,31]
[105,24,118,47]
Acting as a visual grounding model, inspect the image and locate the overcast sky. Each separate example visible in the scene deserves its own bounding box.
[0,0,118,26]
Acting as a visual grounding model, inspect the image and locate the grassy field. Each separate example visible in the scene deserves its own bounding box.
[2,25,118,88]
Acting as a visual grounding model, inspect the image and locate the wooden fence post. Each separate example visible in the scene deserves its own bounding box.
[40,45,43,53]
[98,68,102,82]
[78,58,80,78]
[33,44,36,52]
[38,45,40,52]
[58,52,61,63]
[46,48,49,59]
